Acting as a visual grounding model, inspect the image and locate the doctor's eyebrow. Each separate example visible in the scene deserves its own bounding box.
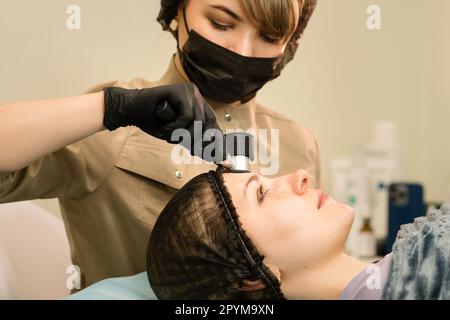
[209,5,243,22]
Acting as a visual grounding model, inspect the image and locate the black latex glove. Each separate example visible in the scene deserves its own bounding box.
[103,83,225,162]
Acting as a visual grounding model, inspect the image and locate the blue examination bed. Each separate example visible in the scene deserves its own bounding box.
[65,272,157,300]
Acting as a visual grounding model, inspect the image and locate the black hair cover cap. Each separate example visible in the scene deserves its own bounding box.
[147,167,285,299]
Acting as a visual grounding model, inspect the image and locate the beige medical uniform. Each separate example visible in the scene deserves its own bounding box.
[0,56,321,289]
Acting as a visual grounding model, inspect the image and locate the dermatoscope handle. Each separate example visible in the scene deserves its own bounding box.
[155,101,177,123]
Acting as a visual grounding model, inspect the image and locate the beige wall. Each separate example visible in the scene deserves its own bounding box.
[259,0,450,203]
[1,0,449,215]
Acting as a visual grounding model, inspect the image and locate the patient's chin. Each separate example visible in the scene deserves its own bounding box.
[334,202,355,229]
[333,204,355,249]
[345,204,356,221]
[327,199,355,220]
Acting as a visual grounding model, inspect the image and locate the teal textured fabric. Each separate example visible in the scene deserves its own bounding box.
[382,203,450,299]
[65,272,157,300]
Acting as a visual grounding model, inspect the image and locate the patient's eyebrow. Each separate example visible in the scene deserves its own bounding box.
[245,174,259,199]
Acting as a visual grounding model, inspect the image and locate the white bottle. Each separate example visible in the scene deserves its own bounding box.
[343,151,370,255]
[364,121,402,241]
[331,157,359,255]
[330,157,353,204]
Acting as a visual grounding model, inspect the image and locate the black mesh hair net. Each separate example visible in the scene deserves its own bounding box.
[146,167,285,299]
[157,0,318,72]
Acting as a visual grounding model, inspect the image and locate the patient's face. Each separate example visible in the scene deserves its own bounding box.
[223,169,355,273]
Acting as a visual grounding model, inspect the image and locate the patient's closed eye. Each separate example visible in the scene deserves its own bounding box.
[257,185,269,202]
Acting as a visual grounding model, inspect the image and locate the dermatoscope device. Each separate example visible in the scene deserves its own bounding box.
[223,133,255,173]
[156,101,254,172]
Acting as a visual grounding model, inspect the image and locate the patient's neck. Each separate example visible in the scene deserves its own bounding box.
[282,253,370,300]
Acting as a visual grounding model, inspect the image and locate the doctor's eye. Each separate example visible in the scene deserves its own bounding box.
[260,33,282,45]
[209,19,233,31]
[257,185,269,202]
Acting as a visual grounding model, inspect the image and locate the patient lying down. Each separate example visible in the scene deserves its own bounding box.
[146,167,450,300]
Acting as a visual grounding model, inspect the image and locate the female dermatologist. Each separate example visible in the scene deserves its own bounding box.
[0,0,319,290]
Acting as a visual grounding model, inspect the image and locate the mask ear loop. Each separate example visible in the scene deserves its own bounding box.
[176,0,191,53]
[181,0,191,36]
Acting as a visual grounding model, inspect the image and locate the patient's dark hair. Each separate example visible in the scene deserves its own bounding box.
[146,168,284,300]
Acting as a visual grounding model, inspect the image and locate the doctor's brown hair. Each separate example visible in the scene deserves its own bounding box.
[241,0,306,41]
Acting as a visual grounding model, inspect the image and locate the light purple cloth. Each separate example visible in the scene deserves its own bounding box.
[339,253,393,300]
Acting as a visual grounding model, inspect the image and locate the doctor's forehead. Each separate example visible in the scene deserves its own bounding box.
[203,0,244,11]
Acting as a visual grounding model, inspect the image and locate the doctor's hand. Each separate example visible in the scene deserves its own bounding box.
[102,83,225,162]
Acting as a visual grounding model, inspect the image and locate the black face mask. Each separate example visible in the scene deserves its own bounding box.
[177,5,284,104]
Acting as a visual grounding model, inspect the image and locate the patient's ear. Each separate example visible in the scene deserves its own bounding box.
[228,276,266,293]
[239,278,266,291]
[238,261,281,291]
[263,258,282,284]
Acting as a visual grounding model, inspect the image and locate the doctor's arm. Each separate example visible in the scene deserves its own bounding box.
[0,92,105,173]
[0,83,221,173]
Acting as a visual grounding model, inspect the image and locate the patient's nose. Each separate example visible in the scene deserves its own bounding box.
[293,169,309,195]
